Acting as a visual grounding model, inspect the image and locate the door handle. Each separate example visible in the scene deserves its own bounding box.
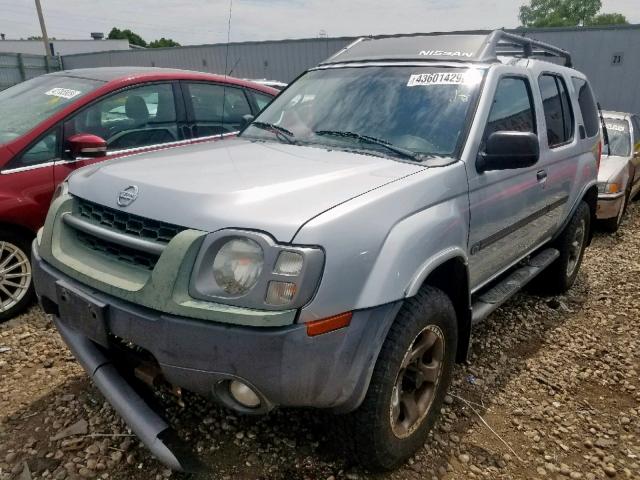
[537,170,547,182]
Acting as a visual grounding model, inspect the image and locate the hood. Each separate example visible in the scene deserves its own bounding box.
[68,139,424,241]
[598,155,629,184]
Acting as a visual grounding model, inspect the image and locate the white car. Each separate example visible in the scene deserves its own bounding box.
[597,111,640,231]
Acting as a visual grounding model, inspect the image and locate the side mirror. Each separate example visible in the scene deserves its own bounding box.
[66,133,107,159]
[477,131,539,173]
[240,114,255,131]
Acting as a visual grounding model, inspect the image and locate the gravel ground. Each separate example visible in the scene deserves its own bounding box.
[1,202,639,480]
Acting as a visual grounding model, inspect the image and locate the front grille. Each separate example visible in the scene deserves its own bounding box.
[75,230,158,270]
[71,198,186,271]
[77,198,184,244]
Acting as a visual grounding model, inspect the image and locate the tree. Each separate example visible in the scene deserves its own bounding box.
[107,27,147,48]
[586,13,629,26]
[149,37,181,48]
[519,0,628,27]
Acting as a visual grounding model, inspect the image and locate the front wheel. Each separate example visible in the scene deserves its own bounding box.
[0,232,35,323]
[346,286,457,471]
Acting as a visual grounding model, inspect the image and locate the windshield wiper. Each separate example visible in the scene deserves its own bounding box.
[250,122,296,144]
[314,130,422,161]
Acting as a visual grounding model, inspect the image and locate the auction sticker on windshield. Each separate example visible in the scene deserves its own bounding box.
[45,88,82,99]
[605,122,627,133]
[407,72,464,87]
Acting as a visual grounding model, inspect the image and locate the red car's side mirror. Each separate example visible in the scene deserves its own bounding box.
[66,133,107,159]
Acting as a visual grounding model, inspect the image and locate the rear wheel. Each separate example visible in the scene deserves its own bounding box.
[534,201,590,295]
[0,232,34,323]
[346,286,457,471]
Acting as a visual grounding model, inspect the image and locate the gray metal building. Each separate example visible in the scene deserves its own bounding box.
[60,24,640,114]
[0,53,61,90]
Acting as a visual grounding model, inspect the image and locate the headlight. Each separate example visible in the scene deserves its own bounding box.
[213,238,264,295]
[190,230,324,310]
[599,182,622,194]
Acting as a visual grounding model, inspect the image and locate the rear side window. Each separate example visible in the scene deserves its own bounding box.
[485,76,536,137]
[538,74,574,148]
[571,77,599,138]
[253,92,274,111]
[186,83,252,137]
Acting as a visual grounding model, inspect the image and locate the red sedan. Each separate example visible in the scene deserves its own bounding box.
[0,67,277,321]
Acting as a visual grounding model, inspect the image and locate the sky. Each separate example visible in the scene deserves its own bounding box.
[1,0,639,45]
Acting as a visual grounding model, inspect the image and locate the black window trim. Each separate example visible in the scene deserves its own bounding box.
[538,71,576,149]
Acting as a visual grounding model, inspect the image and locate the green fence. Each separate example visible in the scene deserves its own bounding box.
[0,53,61,91]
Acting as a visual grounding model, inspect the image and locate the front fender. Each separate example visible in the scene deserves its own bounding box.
[355,198,469,308]
[295,162,470,323]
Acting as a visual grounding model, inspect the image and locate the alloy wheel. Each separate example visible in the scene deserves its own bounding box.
[390,325,445,439]
[0,242,32,313]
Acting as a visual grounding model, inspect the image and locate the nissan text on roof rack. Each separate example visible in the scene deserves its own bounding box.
[32,30,601,471]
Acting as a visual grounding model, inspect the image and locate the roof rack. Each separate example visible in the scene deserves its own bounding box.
[480,30,572,67]
[320,30,572,67]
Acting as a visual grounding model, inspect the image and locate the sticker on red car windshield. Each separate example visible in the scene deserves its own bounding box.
[45,88,82,99]
[407,72,464,87]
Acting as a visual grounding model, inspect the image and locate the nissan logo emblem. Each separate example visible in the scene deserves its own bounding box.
[117,185,139,207]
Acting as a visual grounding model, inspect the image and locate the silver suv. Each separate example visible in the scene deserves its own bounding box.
[33,31,601,471]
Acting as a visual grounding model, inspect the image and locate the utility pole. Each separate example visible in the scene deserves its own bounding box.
[34,0,50,56]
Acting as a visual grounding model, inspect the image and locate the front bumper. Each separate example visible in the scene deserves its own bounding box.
[32,242,401,467]
[596,192,625,220]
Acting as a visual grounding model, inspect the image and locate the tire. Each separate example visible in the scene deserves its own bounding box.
[534,201,590,295]
[345,286,458,471]
[600,184,630,233]
[0,231,35,323]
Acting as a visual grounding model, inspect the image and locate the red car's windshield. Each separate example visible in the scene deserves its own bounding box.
[0,75,104,144]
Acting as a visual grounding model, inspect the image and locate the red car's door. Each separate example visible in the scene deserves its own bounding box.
[54,82,186,184]
[0,127,60,231]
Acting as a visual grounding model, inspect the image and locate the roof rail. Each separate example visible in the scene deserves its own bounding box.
[320,29,573,67]
[479,30,572,67]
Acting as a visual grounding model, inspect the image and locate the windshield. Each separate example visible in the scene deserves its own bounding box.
[605,118,631,157]
[241,65,484,159]
[0,75,104,144]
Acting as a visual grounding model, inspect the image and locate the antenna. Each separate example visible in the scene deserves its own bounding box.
[221,0,233,136]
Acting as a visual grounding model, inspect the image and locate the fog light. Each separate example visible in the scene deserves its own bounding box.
[229,380,261,408]
[265,281,297,305]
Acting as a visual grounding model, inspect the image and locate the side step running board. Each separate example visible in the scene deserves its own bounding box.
[471,248,559,325]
